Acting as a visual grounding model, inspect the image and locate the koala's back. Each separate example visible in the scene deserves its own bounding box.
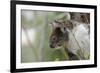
[67,23,90,59]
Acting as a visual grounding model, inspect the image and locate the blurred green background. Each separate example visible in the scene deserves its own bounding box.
[21,10,69,63]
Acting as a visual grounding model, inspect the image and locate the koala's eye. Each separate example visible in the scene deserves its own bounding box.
[63,27,66,31]
[52,36,56,40]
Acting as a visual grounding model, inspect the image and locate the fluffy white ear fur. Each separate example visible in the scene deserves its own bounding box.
[52,22,61,28]
[66,12,71,20]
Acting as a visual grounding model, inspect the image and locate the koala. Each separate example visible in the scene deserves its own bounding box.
[49,13,90,60]
[49,20,79,60]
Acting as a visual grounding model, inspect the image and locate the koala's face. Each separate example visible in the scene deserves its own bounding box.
[49,27,69,48]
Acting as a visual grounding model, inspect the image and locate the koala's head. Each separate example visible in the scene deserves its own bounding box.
[49,20,69,48]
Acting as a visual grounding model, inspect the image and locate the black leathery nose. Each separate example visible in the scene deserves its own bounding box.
[50,44,55,48]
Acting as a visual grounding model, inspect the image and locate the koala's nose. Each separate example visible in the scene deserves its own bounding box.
[50,44,55,48]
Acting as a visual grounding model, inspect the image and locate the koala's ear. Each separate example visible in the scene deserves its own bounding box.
[50,20,61,29]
